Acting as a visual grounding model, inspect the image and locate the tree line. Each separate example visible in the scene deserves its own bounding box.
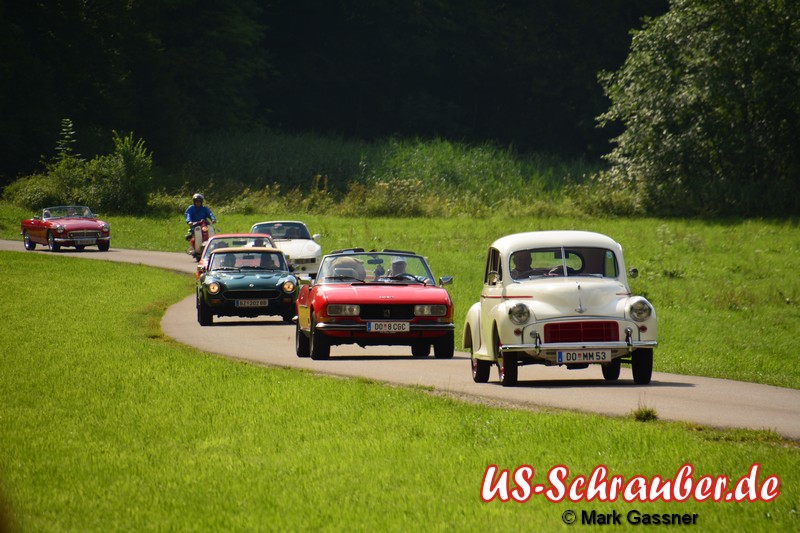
[0,0,667,180]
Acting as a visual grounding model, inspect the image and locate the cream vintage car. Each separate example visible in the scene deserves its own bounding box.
[463,231,657,386]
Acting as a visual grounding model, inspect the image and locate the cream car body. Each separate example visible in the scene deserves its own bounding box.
[249,220,322,275]
[463,231,657,386]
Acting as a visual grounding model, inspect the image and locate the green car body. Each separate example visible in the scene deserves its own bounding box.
[196,247,299,326]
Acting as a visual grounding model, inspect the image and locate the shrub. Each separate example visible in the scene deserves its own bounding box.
[2,173,66,208]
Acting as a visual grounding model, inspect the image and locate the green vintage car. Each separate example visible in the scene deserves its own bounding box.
[196,247,299,326]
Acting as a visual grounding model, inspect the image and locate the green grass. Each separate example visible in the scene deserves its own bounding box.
[3,202,798,388]
[1,252,798,531]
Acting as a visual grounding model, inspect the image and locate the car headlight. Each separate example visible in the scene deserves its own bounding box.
[101,223,110,233]
[327,304,360,316]
[630,300,652,322]
[508,303,531,325]
[207,282,220,294]
[414,304,447,317]
[55,225,65,234]
[282,280,296,293]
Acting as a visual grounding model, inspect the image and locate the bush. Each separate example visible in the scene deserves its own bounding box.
[2,173,66,208]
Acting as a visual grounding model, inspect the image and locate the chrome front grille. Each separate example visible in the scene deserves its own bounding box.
[69,230,100,238]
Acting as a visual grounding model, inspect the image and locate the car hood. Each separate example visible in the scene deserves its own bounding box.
[208,272,294,288]
[319,283,451,305]
[54,219,106,230]
[275,239,320,259]
[511,278,630,320]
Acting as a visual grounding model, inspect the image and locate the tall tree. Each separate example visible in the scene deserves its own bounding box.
[599,0,800,216]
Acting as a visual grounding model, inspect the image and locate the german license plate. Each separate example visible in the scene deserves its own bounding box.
[367,321,410,333]
[557,350,609,363]
[75,238,95,245]
[236,299,269,308]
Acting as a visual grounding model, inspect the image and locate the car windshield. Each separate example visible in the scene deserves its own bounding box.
[510,247,619,280]
[317,252,434,284]
[251,222,310,240]
[210,251,287,271]
[204,236,275,258]
[43,206,93,219]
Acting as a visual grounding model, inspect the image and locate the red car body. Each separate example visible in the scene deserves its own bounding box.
[21,206,111,252]
[295,249,455,359]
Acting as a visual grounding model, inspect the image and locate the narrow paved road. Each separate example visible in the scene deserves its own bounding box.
[4,239,799,440]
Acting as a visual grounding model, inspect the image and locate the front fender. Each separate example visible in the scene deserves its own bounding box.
[463,302,487,357]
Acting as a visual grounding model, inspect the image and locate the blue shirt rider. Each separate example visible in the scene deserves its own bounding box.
[185,193,216,239]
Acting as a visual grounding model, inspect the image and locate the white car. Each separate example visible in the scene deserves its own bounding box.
[463,231,657,386]
[249,220,322,275]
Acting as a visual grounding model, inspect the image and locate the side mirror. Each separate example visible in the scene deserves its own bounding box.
[628,268,639,279]
[312,234,321,241]
[488,271,500,285]
[439,276,453,287]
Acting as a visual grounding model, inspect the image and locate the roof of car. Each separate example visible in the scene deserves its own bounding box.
[209,246,283,255]
[490,231,622,254]
[208,233,275,240]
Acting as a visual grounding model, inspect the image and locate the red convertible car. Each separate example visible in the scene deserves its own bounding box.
[295,248,455,360]
[21,206,111,252]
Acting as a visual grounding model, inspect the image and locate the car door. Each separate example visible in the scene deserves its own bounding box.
[480,247,504,358]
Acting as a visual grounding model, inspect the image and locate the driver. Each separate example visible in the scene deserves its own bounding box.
[511,251,534,279]
[388,257,407,276]
[184,193,216,240]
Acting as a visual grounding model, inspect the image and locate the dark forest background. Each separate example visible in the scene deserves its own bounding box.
[0,0,668,182]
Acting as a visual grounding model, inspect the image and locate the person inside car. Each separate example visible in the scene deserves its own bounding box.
[511,251,535,279]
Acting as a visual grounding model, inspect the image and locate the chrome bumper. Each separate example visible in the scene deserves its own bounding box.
[317,322,455,332]
[500,328,657,355]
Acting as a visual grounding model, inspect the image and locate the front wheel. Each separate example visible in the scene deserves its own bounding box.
[97,242,110,252]
[23,231,36,251]
[197,294,213,326]
[309,313,330,360]
[411,342,430,357]
[295,320,310,357]
[495,331,518,386]
[602,359,621,381]
[632,348,653,385]
[433,331,455,359]
[47,232,60,252]
[470,345,491,383]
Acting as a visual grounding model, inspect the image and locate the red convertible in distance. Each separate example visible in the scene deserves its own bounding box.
[295,248,455,360]
[21,206,111,252]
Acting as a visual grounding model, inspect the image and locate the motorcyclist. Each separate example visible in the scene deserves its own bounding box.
[184,193,216,241]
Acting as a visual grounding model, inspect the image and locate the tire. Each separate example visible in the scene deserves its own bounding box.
[23,231,36,251]
[97,242,110,252]
[632,348,653,385]
[433,331,455,359]
[47,232,60,252]
[75,245,85,251]
[411,342,430,357]
[282,312,294,323]
[295,320,310,358]
[601,358,621,381]
[494,330,518,386]
[309,313,330,360]
[197,294,213,326]
[470,344,491,383]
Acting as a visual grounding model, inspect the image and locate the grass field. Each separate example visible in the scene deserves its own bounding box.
[1,252,798,531]
[3,202,798,389]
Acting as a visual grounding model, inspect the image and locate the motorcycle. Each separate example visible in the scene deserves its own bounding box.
[187,220,216,261]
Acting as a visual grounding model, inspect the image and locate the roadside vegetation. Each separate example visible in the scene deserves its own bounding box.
[2,202,798,389]
[1,253,797,530]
